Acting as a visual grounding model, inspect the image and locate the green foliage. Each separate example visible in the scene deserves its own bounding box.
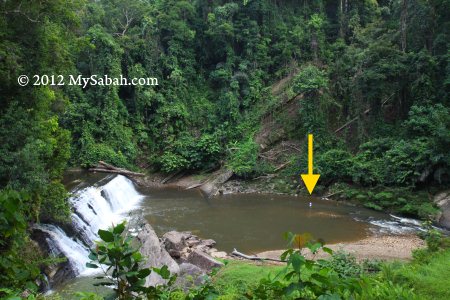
[338,186,438,218]
[87,221,177,300]
[0,0,449,293]
[40,182,71,223]
[416,221,450,254]
[227,138,259,178]
[316,149,353,183]
[319,252,363,279]
[158,133,223,173]
[292,65,328,96]
[395,249,450,300]
[251,232,363,299]
[0,190,43,292]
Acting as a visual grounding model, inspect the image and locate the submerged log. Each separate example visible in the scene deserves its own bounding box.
[89,161,145,177]
[231,248,285,262]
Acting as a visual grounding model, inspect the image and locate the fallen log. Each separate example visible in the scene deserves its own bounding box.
[322,190,343,199]
[89,168,145,177]
[231,248,285,262]
[185,183,205,190]
[98,160,118,170]
[274,161,291,172]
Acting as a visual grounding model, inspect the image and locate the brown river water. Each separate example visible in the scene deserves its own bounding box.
[138,186,389,253]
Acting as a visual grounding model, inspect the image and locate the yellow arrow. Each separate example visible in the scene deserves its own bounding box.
[301,134,320,194]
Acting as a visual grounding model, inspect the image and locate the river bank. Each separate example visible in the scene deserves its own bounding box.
[256,234,425,262]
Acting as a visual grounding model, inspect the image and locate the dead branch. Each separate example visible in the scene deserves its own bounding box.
[89,168,145,177]
[274,161,291,172]
[334,94,394,134]
[89,161,145,177]
[231,249,285,262]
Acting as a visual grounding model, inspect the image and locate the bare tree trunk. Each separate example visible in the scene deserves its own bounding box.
[311,31,318,63]
[339,0,344,38]
[400,0,408,52]
[89,161,145,177]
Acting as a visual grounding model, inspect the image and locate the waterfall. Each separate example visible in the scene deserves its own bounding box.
[34,224,91,275]
[36,175,144,279]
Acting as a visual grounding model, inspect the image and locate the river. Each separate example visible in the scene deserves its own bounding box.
[47,172,423,296]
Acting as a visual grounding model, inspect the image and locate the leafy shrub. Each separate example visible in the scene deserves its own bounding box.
[227,138,259,178]
[86,222,176,300]
[79,140,131,169]
[292,65,328,95]
[417,221,450,253]
[160,151,189,173]
[383,139,431,186]
[317,149,353,182]
[40,181,71,223]
[0,190,44,292]
[252,232,364,299]
[320,251,363,279]
[158,133,223,173]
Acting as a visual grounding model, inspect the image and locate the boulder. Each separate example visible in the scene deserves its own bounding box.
[187,249,224,271]
[200,239,216,247]
[210,251,228,259]
[176,263,207,288]
[434,190,450,229]
[163,231,191,251]
[136,223,180,287]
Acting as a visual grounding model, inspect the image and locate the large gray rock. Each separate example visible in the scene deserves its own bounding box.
[136,223,180,286]
[434,190,450,229]
[187,249,224,271]
[163,231,192,251]
[176,263,207,288]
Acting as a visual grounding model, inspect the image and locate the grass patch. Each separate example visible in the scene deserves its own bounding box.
[212,260,284,299]
[394,249,450,300]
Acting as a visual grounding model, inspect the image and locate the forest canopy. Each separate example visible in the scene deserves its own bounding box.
[0,0,449,292]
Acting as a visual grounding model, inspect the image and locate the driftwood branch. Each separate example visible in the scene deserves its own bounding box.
[89,161,145,177]
[274,161,291,172]
[231,248,285,262]
[334,94,394,133]
[322,190,343,199]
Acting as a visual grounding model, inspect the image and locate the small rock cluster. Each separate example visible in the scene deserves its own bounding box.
[162,231,227,269]
[136,224,227,289]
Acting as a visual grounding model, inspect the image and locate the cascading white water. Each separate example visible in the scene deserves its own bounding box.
[34,224,90,275]
[37,175,144,278]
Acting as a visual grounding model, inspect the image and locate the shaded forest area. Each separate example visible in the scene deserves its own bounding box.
[0,0,449,292]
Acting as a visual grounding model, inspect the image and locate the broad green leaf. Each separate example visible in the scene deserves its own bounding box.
[113,222,126,235]
[86,263,99,269]
[137,268,151,279]
[98,229,114,242]
[322,247,333,255]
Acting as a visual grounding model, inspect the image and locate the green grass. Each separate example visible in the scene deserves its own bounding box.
[211,260,284,299]
[210,250,450,299]
[394,249,450,300]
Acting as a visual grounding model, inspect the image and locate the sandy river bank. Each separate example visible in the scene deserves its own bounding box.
[256,234,425,262]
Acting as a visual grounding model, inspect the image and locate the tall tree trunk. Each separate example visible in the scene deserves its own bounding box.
[400,0,408,52]
[339,0,344,38]
[311,31,318,63]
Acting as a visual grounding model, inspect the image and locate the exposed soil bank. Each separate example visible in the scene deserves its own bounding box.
[256,234,425,262]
